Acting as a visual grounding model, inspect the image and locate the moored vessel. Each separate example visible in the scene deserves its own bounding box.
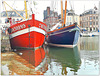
[8,14,47,50]
[46,0,80,48]
[3,0,47,50]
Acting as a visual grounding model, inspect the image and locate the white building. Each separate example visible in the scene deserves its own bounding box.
[58,9,80,26]
[0,10,27,31]
[66,10,80,26]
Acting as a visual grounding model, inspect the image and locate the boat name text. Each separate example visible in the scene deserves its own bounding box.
[39,23,46,31]
[12,24,26,32]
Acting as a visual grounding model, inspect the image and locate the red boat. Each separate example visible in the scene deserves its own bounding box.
[7,14,47,50]
[2,0,47,50]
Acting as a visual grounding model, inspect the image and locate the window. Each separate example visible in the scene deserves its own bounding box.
[83,17,84,21]
[89,11,92,14]
[20,13,23,17]
[94,11,96,14]
[93,16,95,19]
[87,22,88,25]
[96,16,98,20]
[12,12,16,17]
[96,22,98,25]
[1,12,7,17]
[87,17,88,20]
[90,21,92,25]
[93,22,95,25]
[89,16,92,20]
[17,19,19,21]
[8,12,12,17]
[67,17,69,21]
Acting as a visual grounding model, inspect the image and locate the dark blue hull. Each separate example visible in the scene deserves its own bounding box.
[47,24,80,47]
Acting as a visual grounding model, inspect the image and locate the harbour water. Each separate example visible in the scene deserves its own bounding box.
[44,36,99,75]
[1,36,99,75]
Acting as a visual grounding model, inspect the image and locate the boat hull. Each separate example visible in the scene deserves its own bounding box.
[10,31,45,49]
[8,14,47,50]
[47,23,80,48]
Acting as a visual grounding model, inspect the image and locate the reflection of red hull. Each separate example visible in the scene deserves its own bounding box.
[8,14,47,49]
[16,47,48,73]
[16,48,45,67]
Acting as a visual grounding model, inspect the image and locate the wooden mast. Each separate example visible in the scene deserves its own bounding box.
[24,0,28,19]
[61,0,63,27]
[64,0,67,27]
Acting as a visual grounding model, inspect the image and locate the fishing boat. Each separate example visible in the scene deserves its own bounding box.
[46,0,80,48]
[3,0,47,50]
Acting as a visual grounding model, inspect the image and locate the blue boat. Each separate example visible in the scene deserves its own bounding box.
[46,23,80,48]
[46,0,80,48]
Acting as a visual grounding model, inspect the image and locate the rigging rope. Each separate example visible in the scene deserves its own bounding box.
[2,1,9,18]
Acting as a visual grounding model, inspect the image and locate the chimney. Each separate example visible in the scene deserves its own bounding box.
[47,7,50,16]
[94,6,97,10]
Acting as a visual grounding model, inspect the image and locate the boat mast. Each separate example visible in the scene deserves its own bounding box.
[61,0,63,27]
[24,0,28,19]
[64,0,67,27]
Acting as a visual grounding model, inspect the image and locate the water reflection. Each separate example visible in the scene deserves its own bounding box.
[78,37,99,75]
[15,48,48,71]
[79,37,99,64]
[45,46,81,75]
[80,37,99,51]
[1,47,49,75]
[1,37,99,75]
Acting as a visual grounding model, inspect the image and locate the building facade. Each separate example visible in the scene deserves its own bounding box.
[43,7,58,30]
[80,7,98,32]
[58,9,80,26]
[66,10,80,26]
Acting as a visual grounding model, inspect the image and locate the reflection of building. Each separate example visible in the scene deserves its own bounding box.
[80,37,99,51]
[43,7,58,30]
[80,7,98,32]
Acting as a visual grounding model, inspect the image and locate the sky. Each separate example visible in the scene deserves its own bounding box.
[0,0,99,21]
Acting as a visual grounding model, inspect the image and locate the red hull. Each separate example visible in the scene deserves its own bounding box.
[8,14,47,49]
